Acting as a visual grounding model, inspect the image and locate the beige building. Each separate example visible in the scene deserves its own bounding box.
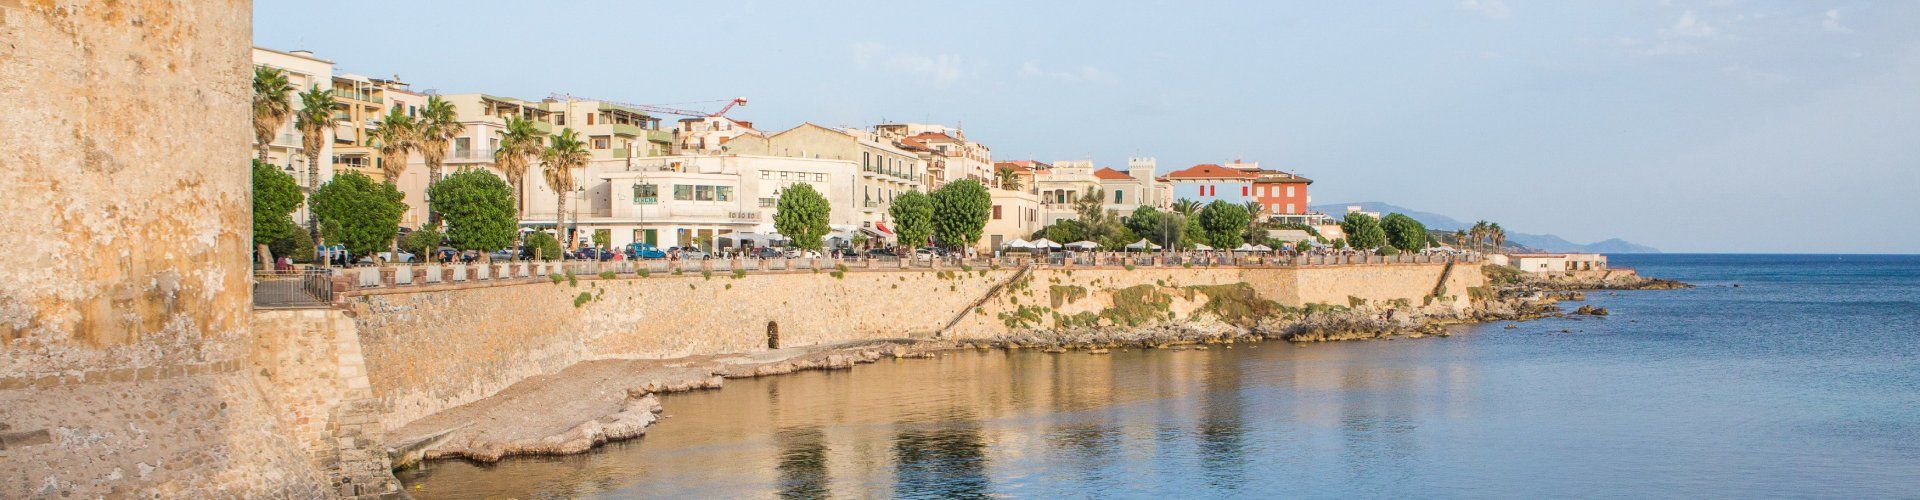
[251,47,335,196]
[876,123,993,189]
[326,72,413,180]
[982,186,1041,253]
[676,116,763,154]
[723,123,923,230]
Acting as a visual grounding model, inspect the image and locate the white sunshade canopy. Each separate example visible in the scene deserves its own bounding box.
[1065,240,1100,250]
[1002,238,1034,249]
[1125,238,1162,250]
[1233,243,1257,252]
[1192,243,1214,251]
[1251,244,1274,252]
[1031,238,1063,249]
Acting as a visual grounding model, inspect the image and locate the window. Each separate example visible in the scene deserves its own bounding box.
[1286,203,1295,213]
[992,205,1003,220]
[1114,190,1124,203]
[591,136,610,149]
[761,171,771,179]
[1241,186,1249,196]
[633,183,658,204]
[587,114,596,125]
[673,184,693,201]
[780,171,790,179]
[815,173,825,182]
[1286,186,1296,197]
[694,185,715,201]
[555,113,566,126]
[863,152,870,168]
[716,186,733,202]
[454,137,471,156]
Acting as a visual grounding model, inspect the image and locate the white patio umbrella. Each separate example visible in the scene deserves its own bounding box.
[1233,243,1257,252]
[1192,243,1214,251]
[1065,240,1100,250]
[1124,238,1162,251]
[1031,238,1063,249]
[1002,238,1034,249]
[1251,244,1274,252]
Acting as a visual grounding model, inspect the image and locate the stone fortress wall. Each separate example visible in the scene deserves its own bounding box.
[0,1,335,498]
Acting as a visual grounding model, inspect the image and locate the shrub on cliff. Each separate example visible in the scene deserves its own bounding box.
[252,160,303,262]
[1198,200,1251,249]
[1380,213,1428,252]
[1339,213,1386,250]
[889,190,935,248]
[428,169,517,254]
[312,171,406,259]
[775,183,830,251]
[931,179,991,250]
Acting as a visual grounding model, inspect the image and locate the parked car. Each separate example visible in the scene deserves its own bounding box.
[912,248,936,262]
[316,244,349,263]
[488,249,517,261]
[573,248,615,261]
[865,248,898,258]
[375,251,416,263]
[626,243,667,259]
[673,247,711,260]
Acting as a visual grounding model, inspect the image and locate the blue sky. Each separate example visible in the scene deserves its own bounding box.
[256,1,1920,253]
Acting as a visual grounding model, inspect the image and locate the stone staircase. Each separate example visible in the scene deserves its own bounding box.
[1430,259,1457,298]
[935,264,1032,338]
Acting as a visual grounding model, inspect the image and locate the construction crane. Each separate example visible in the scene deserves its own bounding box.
[546,93,747,118]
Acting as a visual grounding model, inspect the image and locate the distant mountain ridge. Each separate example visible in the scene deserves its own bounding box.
[1309,202,1661,254]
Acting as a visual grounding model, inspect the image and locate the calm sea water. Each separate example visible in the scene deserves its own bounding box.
[398,254,1920,499]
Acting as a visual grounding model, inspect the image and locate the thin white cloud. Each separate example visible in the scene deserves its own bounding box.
[1822,9,1854,34]
[848,43,968,87]
[1018,60,1111,83]
[1621,9,1723,56]
[1458,0,1512,21]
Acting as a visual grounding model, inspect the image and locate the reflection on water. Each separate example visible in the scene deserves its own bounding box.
[399,255,1920,498]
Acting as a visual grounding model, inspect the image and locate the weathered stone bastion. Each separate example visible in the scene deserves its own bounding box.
[1,1,337,497]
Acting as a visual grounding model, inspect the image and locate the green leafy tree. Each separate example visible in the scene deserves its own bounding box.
[523,231,562,261]
[889,190,934,248]
[269,226,315,263]
[775,182,831,251]
[312,171,406,259]
[429,169,518,254]
[1036,220,1084,244]
[1171,198,1201,216]
[251,66,294,162]
[931,179,991,249]
[1340,213,1387,250]
[400,225,443,260]
[1198,200,1251,249]
[252,160,302,266]
[1183,216,1207,249]
[1380,213,1428,252]
[372,107,417,184]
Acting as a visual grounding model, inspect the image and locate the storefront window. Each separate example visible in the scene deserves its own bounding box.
[633,183,658,204]
[695,185,715,201]
[674,184,693,201]
[716,186,733,201]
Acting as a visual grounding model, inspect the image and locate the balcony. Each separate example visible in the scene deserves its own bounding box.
[611,123,644,137]
[612,147,629,159]
[450,147,498,161]
[531,121,554,134]
[758,198,776,208]
[728,211,761,222]
[647,129,674,144]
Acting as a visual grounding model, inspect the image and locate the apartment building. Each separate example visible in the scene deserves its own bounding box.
[722,123,923,230]
[1163,163,1257,206]
[568,154,869,250]
[875,123,993,189]
[544,98,673,161]
[251,47,335,190]
[1252,170,1317,224]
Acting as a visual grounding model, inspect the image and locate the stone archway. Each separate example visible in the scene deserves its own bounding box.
[767,321,780,349]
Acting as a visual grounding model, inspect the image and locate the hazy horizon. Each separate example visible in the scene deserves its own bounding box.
[255,1,1920,254]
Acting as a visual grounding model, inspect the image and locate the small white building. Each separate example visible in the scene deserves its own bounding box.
[1505,253,1610,274]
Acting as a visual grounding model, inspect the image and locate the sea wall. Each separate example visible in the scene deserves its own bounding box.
[0,1,334,498]
[348,263,1481,431]
[349,269,1011,430]
[248,310,398,496]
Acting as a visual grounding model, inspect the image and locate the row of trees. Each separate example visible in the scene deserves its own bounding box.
[1033,193,1267,251]
[254,66,595,264]
[1336,212,1429,253]
[773,179,994,251]
[253,163,523,263]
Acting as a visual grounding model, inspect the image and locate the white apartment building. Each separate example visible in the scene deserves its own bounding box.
[251,47,336,191]
[561,154,870,250]
[722,123,923,231]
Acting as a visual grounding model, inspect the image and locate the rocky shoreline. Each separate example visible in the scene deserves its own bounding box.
[392,267,1688,469]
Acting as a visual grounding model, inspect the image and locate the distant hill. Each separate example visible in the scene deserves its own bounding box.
[1311,202,1661,254]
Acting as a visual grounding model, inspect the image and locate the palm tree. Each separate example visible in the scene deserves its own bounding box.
[1469,220,1490,252]
[252,66,295,162]
[370,107,417,185]
[1172,198,1201,216]
[493,116,542,213]
[416,96,463,226]
[994,166,1022,191]
[294,86,337,241]
[1488,222,1506,252]
[541,128,591,250]
[1453,230,1468,247]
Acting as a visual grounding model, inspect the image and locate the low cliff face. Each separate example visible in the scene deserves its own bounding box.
[344,263,1482,432]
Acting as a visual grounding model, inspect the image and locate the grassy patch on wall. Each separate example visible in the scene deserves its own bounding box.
[1049,285,1088,308]
[1097,285,1174,327]
[998,305,1048,329]
[1186,283,1284,326]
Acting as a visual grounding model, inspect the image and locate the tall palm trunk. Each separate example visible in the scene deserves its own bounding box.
[306,151,322,242]
[426,162,443,227]
[555,193,570,254]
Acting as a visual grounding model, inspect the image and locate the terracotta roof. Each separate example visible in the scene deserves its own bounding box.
[996,160,1049,170]
[1165,163,1257,180]
[907,132,959,142]
[1253,169,1313,184]
[1092,167,1134,180]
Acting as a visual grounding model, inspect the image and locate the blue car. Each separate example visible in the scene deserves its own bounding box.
[627,243,667,259]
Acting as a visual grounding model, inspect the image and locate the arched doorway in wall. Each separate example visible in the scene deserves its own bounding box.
[767,321,780,349]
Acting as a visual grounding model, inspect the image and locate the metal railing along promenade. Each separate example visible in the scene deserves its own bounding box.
[252,269,335,308]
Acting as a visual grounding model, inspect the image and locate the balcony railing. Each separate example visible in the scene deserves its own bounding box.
[728,211,761,221]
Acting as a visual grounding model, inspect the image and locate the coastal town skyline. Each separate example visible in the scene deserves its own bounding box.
[256,0,1920,254]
